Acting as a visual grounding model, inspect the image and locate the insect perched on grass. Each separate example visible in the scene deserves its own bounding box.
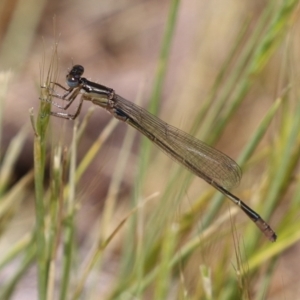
[42,64,277,242]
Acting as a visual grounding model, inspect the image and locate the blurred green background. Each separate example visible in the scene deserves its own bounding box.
[0,0,300,299]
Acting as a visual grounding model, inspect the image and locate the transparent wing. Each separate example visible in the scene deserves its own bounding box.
[113,95,242,189]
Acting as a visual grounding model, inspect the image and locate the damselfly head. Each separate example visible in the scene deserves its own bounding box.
[66,65,84,88]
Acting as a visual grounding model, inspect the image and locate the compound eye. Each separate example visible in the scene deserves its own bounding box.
[66,65,84,88]
[66,76,80,88]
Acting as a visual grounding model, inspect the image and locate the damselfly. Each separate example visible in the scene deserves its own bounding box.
[42,65,277,242]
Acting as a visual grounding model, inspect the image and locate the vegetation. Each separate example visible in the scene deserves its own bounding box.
[0,0,299,299]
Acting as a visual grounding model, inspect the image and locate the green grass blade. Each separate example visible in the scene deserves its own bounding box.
[59,123,78,300]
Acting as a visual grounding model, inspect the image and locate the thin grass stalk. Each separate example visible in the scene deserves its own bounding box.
[0,232,33,270]
[59,122,78,300]
[0,171,33,220]
[154,224,179,299]
[46,145,65,300]
[0,126,28,195]
[34,44,59,299]
[0,71,13,161]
